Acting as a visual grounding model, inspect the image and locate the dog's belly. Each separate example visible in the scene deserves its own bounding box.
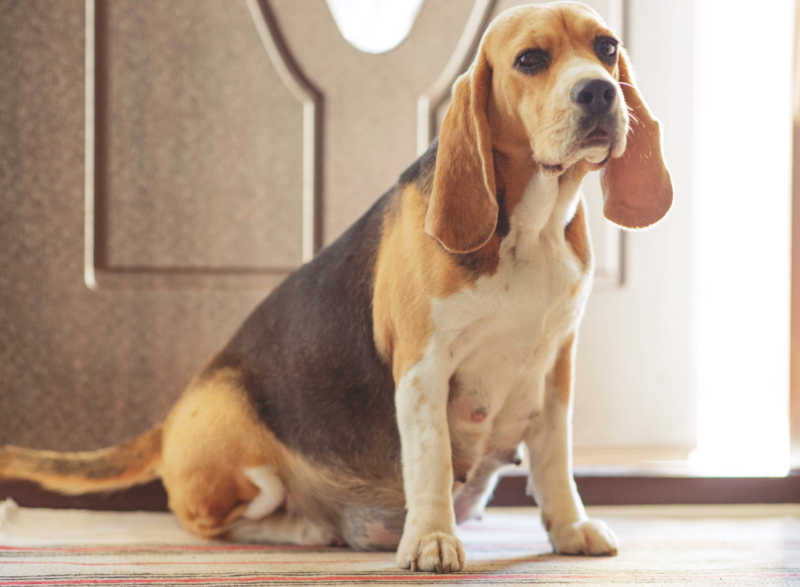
[448,340,549,472]
[447,332,558,513]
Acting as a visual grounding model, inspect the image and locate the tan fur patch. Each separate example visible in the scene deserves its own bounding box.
[160,367,283,537]
[0,427,162,495]
[493,150,536,221]
[565,199,591,269]
[425,50,497,254]
[553,335,576,405]
[373,185,468,380]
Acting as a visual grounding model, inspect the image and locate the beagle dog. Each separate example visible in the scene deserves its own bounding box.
[0,2,671,573]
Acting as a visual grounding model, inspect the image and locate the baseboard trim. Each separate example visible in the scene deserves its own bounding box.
[491,472,800,506]
[0,480,168,511]
[1,472,798,512]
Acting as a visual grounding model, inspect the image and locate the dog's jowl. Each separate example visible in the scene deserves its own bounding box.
[0,2,671,573]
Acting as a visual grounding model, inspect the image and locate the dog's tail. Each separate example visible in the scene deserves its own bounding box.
[0,426,162,495]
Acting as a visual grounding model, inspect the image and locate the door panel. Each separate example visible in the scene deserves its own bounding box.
[2,1,263,450]
[96,1,303,271]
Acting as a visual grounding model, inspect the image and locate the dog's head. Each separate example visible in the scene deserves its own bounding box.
[426,1,673,253]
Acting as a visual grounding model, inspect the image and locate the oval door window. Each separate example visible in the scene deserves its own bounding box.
[326,0,425,54]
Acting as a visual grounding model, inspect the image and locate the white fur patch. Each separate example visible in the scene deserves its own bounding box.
[229,513,335,546]
[242,466,285,520]
[437,172,592,463]
[394,351,456,526]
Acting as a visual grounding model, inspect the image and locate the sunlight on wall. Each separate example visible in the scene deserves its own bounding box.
[326,0,424,54]
[690,0,793,476]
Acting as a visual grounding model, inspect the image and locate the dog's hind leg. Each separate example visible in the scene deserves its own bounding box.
[159,367,286,538]
[226,465,337,545]
[228,511,337,546]
[165,465,259,538]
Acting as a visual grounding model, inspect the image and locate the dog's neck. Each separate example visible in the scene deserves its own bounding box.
[494,151,589,258]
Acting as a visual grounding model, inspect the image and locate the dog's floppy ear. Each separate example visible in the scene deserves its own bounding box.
[425,51,497,253]
[601,47,673,229]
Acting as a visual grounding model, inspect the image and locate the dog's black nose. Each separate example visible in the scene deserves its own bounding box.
[571,78,616,115]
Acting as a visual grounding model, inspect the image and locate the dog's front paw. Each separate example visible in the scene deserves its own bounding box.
[549,518,618,556]
[396,531,465,572]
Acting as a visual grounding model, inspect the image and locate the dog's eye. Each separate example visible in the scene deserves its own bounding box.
[514,49,550,74]
[594,36,618,65]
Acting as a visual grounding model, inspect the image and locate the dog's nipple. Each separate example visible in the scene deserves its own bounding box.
[470,407,488,423]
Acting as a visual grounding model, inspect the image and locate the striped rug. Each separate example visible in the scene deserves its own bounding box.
[0,500,797,585]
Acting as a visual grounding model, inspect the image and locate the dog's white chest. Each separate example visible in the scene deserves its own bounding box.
[432,174,592,470]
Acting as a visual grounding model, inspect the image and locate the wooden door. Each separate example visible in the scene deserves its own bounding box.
[1,0,693,470]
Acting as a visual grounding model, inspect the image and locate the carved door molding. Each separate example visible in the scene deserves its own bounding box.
[83,0,625,291]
